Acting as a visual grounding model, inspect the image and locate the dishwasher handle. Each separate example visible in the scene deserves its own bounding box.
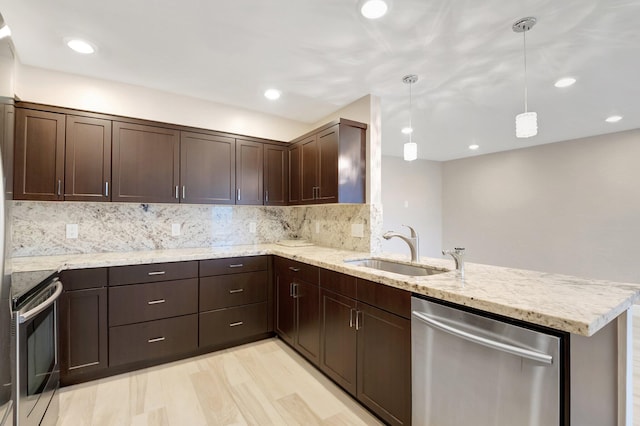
[412,310,553,365]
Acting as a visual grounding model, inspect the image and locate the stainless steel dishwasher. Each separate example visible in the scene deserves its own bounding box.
[411,296,562,426]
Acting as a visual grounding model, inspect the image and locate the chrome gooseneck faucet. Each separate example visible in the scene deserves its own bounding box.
[383,225,420,262]
[442,247,465,278]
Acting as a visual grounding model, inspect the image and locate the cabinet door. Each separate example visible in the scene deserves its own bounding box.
[317,125,339,203]
[180,131,235,204]
[59,287,108,382]
[294,280,320,365]
[14,108,65,200]
[299,135,318,203]
[288,143,301,205]
[1,104,14,200]
[356,302,411,426]
[264,144,288,206]
[275,268,296,346]
[65,116,112,201]
[236,139,263,205]
[320,290,357,396]
[112,122,179,203]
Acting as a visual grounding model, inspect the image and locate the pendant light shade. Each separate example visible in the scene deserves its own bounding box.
[402,74,418,161]
[513,17,537,138]
[515,111,537,138]
[404,142,417,161]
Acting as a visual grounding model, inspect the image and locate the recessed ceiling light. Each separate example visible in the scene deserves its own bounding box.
[401,127,413,134]
[605,115,622,123]
[264,89,281,100]
[554,77,576,88]
[469,144,480,150]
[66,39,95,54]
[360,0,388,19]
[0,25,11,40]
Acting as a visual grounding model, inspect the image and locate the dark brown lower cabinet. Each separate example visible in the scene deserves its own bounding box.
[199,302,268,348]
[320,290,357,396]
[59,287,108,384]
[357,302,411,426]
[294,280,320,364]
[275,267,296,345]
[109,314,198,367]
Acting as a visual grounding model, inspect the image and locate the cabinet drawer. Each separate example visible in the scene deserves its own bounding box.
[199,303,268,348]
[109,314,198,367]
[356,279,411,319]
[60,267,108,291]
[108,261,198,286]
[319,268,357,299]
[274,257,319,285]
[200,271,267,311]
[109,278,198,326]
[200,256,267,276]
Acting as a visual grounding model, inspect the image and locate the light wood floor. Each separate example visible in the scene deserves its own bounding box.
[58,317,640,426]
[57,338,382,426]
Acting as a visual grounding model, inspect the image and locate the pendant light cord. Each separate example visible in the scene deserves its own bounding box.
[523,29,528,113]
[409,81,413,143]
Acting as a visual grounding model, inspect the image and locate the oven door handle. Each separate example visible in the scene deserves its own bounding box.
[18,281,63,324]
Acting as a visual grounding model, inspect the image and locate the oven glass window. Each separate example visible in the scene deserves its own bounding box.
[26,304,55,396]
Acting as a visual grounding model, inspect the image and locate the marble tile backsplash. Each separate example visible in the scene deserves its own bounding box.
[11,201,375,257]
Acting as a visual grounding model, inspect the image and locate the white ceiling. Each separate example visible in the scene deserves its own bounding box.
[1,0,639,160]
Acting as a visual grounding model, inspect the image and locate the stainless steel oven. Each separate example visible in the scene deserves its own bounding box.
[12,274,62,426]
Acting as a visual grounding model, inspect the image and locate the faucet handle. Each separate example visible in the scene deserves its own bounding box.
[401,224,418,238]
[454,247,465,254]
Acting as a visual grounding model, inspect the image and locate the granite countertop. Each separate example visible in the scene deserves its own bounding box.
[10,244,640,337]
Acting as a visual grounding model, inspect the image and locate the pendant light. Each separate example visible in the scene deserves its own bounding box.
[513,17,537,138]
[402,74,418,161]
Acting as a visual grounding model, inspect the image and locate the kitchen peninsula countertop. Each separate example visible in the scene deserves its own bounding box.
[10,244,640,337]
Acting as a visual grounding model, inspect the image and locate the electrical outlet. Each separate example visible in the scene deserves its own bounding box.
[66,224,78,239]
[171,223,181,236]
[315,221,320,234]
[351,223,364,238]
[249,222,257,234]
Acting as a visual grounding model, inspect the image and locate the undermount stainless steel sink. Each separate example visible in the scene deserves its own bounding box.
[344,258,448,277]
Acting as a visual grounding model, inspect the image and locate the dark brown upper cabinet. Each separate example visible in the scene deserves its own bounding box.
[112,121,180,203]
[180,131,235,205]
[65,116,112,201]
[289,118,366,205]
[288,143,301,205]
[1,103,15,200]
[14,108,66,201]
[236,139,263,205]
[264,144,288,206]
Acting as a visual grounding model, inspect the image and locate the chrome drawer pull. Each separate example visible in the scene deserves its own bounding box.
[288,267,300,272]
[229,289,244,294]
[148,337,165,343]
[147,299,166,305]
[147,271,166,276]
[229,321,244,327]
[229,264,244,268]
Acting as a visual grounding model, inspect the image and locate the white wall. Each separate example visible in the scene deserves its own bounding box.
[15,64,308,142]
[442,129,640,284]
[381,156,442,258]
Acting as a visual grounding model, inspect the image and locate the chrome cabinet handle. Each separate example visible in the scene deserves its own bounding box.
[175,186,179,199]
[355,310,362,330]
[229,321,244,327]
[105,181,109,197]
[148,337,165,343]
[265,190,269,203]
[182,185,186,199]
[57,179,62,196]
[288,267,300,272]
[229,264,244,268]
[349,308,355,328]
[412,310,553,365]
[229,289,244,294]
[147,271,166,276]
[289,282,294,297]
[237,188,241,201]
[147,299,166,305]
[292,283,298,298]
[18,281,63,323]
